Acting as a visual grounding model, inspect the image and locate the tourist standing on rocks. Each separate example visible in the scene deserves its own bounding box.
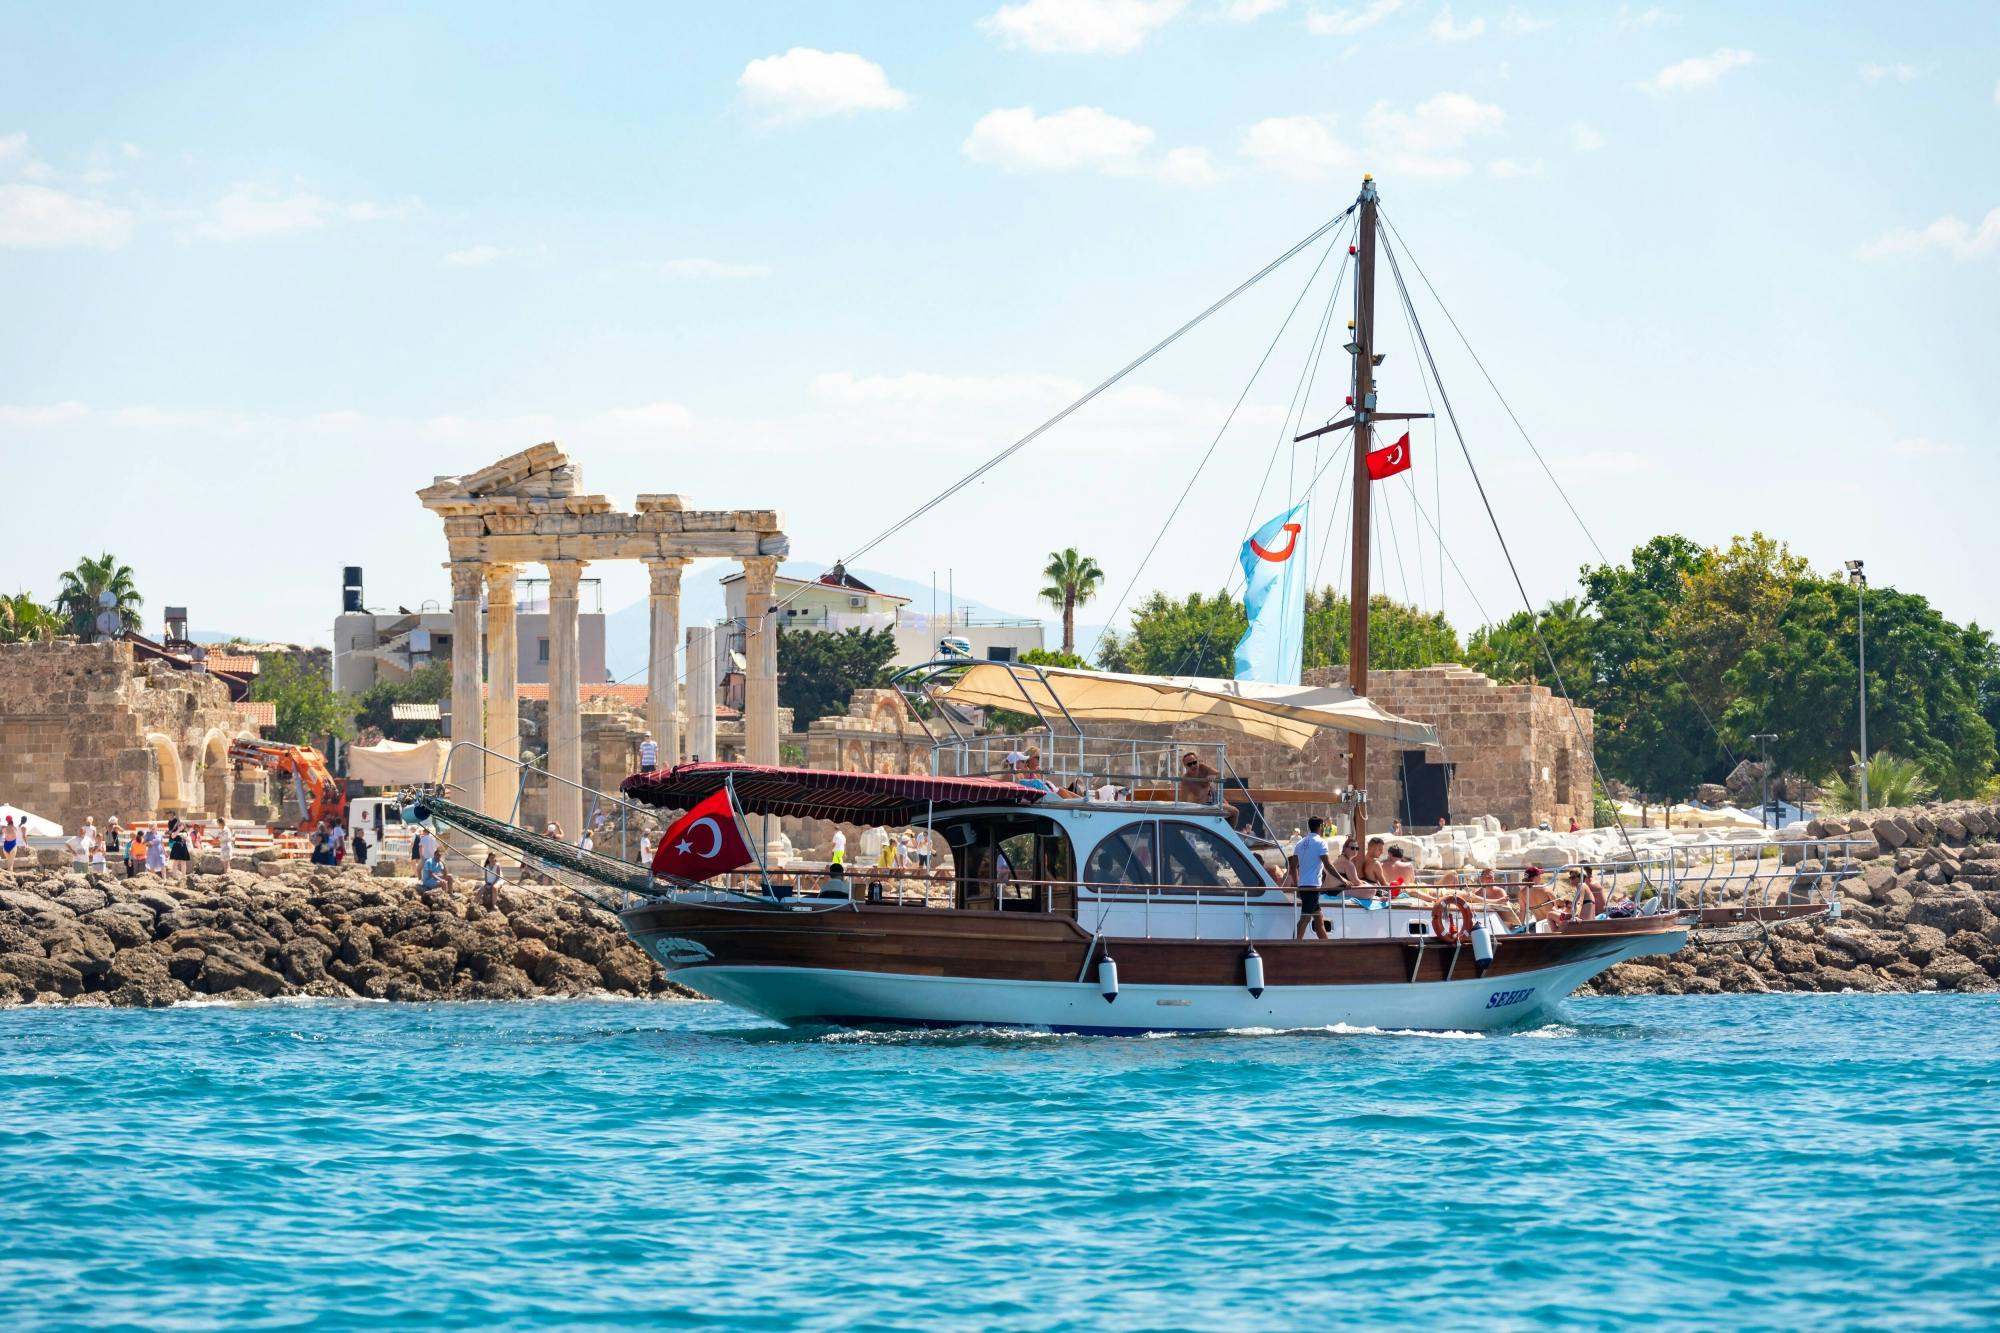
[638,732,658,770]
[123,824,143,877]
[328,821,347,865]
[217,823,236,874]
[1,815,18,871]
[86,818,107,873]
[480,853,502,909]
[104,817,122,867]
[167,818,191,878]
[144,827,166,876]
[351,827,368,867]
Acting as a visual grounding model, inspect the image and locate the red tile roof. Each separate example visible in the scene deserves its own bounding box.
[203,653,262,675]
[233,701,277,730]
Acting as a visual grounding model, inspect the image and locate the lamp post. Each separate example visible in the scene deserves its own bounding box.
[1751,732,1778,828]
[1845,560,1868,812]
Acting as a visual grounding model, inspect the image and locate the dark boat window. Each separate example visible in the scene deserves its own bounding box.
[1084,823,1157,887]
[1159,821,1264,889]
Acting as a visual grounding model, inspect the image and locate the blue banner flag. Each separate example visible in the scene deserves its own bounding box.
[1234,501,1308,684]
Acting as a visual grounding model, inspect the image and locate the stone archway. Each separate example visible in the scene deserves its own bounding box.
[199,730,234,821]
[146,733,185,817]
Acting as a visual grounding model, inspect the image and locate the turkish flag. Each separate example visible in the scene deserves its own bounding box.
[1366,433,1414,481]
[651,786,755,880]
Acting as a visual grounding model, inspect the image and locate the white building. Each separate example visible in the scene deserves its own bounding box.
[334,569,607,696]
[715,569,1044,674]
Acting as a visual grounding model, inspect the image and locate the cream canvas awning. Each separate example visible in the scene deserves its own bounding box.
[347,739,449,787]
[937,664,1438,750]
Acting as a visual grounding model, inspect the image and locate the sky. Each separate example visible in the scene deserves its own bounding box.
[2,0,1996,660]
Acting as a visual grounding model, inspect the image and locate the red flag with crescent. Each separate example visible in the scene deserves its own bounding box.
[651,786,755,879]
[1366,433,1413,481]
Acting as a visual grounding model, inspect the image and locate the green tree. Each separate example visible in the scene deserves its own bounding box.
[0,592,61,644]
[1021,647,1090,670]
[1108,591,1245,677]
[251,653,353,747]
[1303,591,1461,671]
[1723,580,1998,798]
[353,661,451,742]
[1465,598,1593,691]
[54,553,142,640]
[777,626,898,726]
[1039,548,1105,658]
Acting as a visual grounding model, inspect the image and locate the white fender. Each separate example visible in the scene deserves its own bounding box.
[1470,924,1495,976]
[1244,947,1266,999]
[1098,954,1120,1004]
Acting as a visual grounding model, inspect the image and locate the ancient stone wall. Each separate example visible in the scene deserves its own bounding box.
[0,641,246,833]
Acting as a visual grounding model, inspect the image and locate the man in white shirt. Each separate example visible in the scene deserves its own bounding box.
[638,732,659,770]
[1287,816,1337,940]
[830,828,846,867]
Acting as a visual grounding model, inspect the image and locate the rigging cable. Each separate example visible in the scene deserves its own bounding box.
[1089,212,1355,664]
[1376,223,1639,856]
[1379,209,1738,771]
[823,205,1359,621]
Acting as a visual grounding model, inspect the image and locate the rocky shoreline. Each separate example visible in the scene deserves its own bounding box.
[6,797,2000,1008]
[0,865,683,1007]
[1588,798,2000,996]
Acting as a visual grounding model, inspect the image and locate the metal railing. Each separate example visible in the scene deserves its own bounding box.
[930,733,1230,802]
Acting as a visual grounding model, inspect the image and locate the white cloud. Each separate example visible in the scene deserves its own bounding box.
[0,182,134,248]
[1157,145,1221,185]
[1428,6,1485,41]
[1361,92,1503,177]
[1487,157,1543,177]
[1499,8,1551,34]
[1858,208,2000,261]
[185,184,412,241]
[642,258,774,279]
[0,401,89,427]
[1616,4,1674,28]
[738,48,908,124]
[1365,91,1504,151]
[1569,121,1606,150]
[120,142,143,159]
[962,105,1155,173]
[1306,0,1404,37]
[1890,437,1963,457]
[0,131,26,162]
[1643,48,1754,93]
[444,244,506,267]
[1858,62,1921,84]
[979,0,1187,54]
[1240,115,1352,180]
[1224,0,1288,18]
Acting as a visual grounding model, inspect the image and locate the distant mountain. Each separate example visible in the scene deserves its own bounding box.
[603,560,1048,683]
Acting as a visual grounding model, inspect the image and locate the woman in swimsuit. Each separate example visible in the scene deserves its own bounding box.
[0,815,17,870]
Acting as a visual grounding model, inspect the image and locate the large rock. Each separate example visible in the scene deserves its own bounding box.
[1872,818,1909,849]
[1901,923,1949,966]
[0,951,85,999]
[197,948,287,997]
[1909,895,1996,939]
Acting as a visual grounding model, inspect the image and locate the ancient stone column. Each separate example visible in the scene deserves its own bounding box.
[546,558,585,837]
[686,623,717,764]
[741,555,779,765]
[447,561,486,814]
[483,562,519,819]
[644,556,689,766]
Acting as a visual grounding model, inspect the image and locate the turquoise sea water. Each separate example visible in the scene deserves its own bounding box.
[2,995,1996,1331]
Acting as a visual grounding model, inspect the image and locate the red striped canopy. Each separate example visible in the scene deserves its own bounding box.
[621,762,1045,824]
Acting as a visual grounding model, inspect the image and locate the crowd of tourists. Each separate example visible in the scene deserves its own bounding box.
[0,812,239,879]
[1284,816,1637,940]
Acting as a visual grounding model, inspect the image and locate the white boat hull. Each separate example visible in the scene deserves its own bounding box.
[665,928,1680,1034]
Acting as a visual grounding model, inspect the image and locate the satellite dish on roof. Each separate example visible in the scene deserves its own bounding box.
[95,610,121,635]
[97,590,115,609]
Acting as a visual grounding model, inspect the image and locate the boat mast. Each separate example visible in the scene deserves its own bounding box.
[1348,174,1379,845]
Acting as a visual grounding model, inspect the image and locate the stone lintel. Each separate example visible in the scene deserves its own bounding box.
[633,493,688,512]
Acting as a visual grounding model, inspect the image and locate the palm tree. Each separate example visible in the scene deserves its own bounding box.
[0,592,61,644]
[1039,548,1105,657]
[1820,751,1933,813]
[55,553,143,640]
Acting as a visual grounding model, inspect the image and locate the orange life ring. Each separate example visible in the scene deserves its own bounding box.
[1431,894,1476,942]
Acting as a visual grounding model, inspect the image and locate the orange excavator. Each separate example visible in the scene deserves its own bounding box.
[228,738,350,831]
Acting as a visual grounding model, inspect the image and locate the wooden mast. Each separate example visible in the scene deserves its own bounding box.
[1348,174,1379,845]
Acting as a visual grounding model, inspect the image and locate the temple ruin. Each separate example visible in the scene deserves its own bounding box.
[417,443,787,832]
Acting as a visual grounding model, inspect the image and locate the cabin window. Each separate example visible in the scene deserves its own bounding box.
[1083,823,1156,888]
[1159,821,1264,890]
